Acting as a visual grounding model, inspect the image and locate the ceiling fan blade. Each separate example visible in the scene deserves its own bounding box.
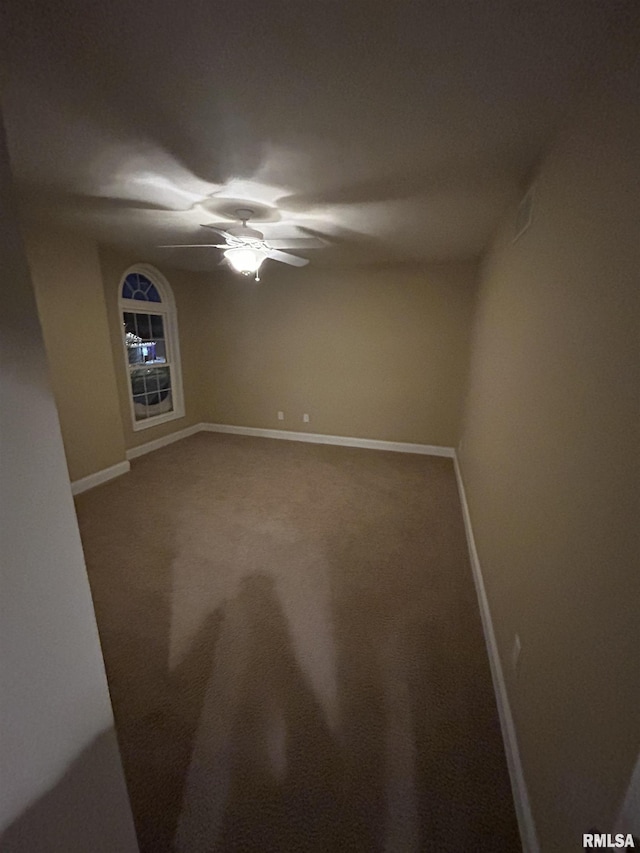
[265,238,326,249]
[266,249,309,267]
[157,243,223,248]
[200,224,232,239]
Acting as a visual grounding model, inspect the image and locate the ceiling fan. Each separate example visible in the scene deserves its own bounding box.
[159,208,323,280]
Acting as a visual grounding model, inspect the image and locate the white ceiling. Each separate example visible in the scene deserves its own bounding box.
[0,0,624,272]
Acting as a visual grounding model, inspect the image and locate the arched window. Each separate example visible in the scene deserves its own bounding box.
[118,265,184,430]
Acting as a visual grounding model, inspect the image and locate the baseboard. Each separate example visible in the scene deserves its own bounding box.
[126,423,205,460]
[453,453,539,853]
[202,423,455,457]
[77,423,452,493]
[71,460,131,495]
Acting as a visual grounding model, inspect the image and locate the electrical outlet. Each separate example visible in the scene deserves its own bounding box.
[277,411,284,421]
[303,413,310,423]
[511,634,522,676]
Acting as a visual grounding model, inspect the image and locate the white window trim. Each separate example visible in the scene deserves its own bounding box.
[118,264,185,431]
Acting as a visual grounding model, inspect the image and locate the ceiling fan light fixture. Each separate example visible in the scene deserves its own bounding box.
[224,246,266,276]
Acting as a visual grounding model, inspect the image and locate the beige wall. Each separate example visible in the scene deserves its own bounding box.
[30,244,475,474]
[458,38,640,851]
[200,262,477,447]
[25,228,126,482]
[99,248,207,451]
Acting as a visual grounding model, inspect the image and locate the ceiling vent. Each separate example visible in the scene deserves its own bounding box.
[513,185,535,243]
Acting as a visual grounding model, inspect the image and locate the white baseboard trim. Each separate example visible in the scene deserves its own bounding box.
[202,423,455,457]
[453,454,539,853]
[126,423,205,460]
[78,422,452,494]
[71,460,131,496]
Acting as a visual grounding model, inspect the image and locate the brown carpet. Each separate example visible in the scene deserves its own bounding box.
[75,432,520,853]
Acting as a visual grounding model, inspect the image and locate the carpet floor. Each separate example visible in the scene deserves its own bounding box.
[75,432,521,852]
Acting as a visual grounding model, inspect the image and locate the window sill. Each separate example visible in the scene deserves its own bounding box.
[132,409,185,431]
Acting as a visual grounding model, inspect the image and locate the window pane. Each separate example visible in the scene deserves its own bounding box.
[122,272,163,304]
[150,314,164,338]
[155,366,171,387]
[152,340,167,363]
[130,369,147,396]
[133,394,148,420]
[133,388,173,420]
[124,312,168,364]
[124,311,144,363]
[137,340,165,364]
[157,388,173,412]
[144,371,159,394]
[147,284,161,303]
[131,366,172,402]
[128,344,146,365]
[148,367,170,406]
[135,314,152,340]
[123,312,136,335]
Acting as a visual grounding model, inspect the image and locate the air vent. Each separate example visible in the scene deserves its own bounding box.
[513,185,535,243]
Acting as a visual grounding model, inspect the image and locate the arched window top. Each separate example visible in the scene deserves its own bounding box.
[121,271,162,303]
